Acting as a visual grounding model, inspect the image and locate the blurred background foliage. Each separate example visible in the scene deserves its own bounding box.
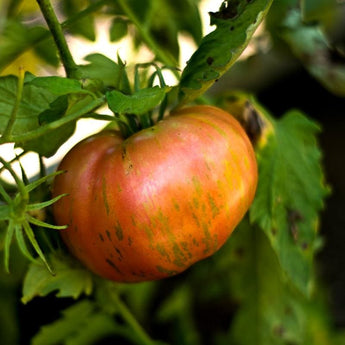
[1,0,345,344]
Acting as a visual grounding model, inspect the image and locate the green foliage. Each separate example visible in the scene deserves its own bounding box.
[107,87,170,116]
[250,106,329,295]
[0,0,345,344]
[22,251,93,304]
[31,300,120,345]
[179,0,274,105]
[280,9,345,97]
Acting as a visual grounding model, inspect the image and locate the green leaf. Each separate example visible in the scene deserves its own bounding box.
[110,17,128,42]
[145,0,203,60]
[226,222,303,345]
[212,219,342,345]
[107,86,169,115]
[121,0,202,62]
[28,77,90,96]
[22,252,93,304]
[31,300,121,345]
[0,74,56,137]
[17,95,76,157]
[79,53,131,92]
[61,0,96,41]
[250,109,329,295]
[178,0,273,105]
[280,9,345,96]
[33,32,59,67]
[0,20,46,72]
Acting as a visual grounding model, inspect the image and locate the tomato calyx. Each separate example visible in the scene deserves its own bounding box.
[0,156,67,274]
[105,63,174,139]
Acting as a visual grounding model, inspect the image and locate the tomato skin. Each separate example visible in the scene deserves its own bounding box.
[52,105,258,282]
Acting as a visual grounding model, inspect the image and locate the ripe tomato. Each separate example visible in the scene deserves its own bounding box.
[52,105,258,282]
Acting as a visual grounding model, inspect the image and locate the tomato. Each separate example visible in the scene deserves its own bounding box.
[52,105,258,282]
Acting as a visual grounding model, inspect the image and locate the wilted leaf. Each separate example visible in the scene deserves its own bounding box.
[178,0,273,105]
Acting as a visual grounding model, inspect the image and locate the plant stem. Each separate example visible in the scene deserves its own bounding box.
[36,0,78,78]
[112,294,156,345]
[117,0,179,78]
[2,67,24,141]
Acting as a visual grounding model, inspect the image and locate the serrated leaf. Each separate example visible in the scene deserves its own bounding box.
[178,0,273,105]
[22,252,93,304]
[250,110,329,295]
[31,300,121,345]
[107,86,169,115]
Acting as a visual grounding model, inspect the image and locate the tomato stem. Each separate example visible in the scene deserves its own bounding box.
[2,67,24,141]
[117,0,179,77]
[36,0,78,78]
[112,294,157,345]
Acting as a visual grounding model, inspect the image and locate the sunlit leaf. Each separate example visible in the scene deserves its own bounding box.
[28,77,90,96]
[178,0,273,105]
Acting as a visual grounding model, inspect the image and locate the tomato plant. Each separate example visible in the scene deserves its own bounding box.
[0,0,345,345]
[52,105,258,282]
